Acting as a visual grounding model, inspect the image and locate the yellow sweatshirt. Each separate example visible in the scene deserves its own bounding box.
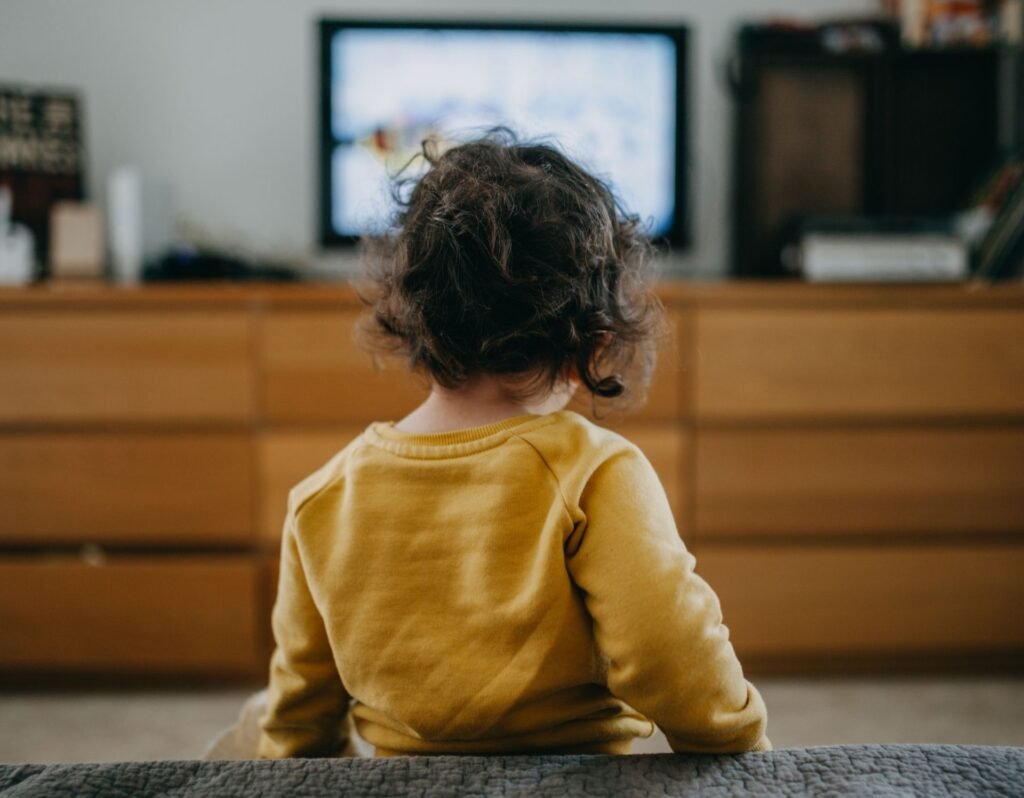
[257,410,769,758]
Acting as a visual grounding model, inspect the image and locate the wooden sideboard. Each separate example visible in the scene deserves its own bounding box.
[0,281,1022,680]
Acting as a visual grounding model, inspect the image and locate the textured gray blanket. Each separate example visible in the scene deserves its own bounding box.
[1,745,1021,797]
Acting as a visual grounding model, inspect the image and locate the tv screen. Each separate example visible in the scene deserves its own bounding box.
[319,20,689,247]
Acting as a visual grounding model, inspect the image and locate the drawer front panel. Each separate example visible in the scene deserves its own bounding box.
[697,543,1024,656]
[696,427,1024,537]
[0,310,253,423]
[0,556,261,673]
[262,310,685,424]
[0,433,253,545]
[261,311,427,423]
[695,308,1024,420]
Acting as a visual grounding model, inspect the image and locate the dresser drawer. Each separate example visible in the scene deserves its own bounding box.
[697,543,1024,657]
[695,308,1024,420]
[260,311,427,423]
[0,555,262,674]
[261,309,685,424]
[0,310,253,423]
[0,433,253,545]
[696,427,1024,538]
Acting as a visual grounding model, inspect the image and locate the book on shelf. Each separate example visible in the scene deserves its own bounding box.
[790,216,969,282]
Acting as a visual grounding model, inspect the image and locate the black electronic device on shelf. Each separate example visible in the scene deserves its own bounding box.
[143,248,301,282]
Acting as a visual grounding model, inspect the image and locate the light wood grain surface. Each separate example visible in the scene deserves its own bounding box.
[0,555,261,673]
[697,543,1024,656]
[0,310,254,424]
[695,308,1024,420]
[0,433,254,545]
[695,426,1024,538]
[259,311,428,423]
[3,280,1022,309]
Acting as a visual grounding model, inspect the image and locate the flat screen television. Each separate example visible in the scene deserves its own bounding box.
[318,19,690,247]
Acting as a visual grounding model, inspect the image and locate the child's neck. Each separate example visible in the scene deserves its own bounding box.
[394,375,575,435]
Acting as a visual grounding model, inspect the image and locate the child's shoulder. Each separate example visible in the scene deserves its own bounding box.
[528,409,636,449]
[518,410,651,479]
[284,412,651,522]
[285,431,372,521]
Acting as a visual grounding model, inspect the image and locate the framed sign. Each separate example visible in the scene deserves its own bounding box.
[0,86,85,272]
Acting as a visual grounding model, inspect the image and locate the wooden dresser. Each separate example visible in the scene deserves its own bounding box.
[0,281,1021,680]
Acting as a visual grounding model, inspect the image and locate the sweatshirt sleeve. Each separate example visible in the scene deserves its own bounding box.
[566,446,770,754]
[257,510,352,758]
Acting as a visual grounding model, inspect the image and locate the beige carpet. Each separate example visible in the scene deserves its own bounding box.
[1,679,1022,763]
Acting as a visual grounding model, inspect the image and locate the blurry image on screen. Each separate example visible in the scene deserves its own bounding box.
[329,28,677,238]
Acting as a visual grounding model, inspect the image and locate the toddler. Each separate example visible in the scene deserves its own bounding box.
[257,131,769,758]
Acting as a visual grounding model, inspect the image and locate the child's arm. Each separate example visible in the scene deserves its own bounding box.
[567,447,771,754]
[257,512,352,758]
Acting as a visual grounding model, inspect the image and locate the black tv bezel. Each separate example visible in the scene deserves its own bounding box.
[318,18,690,249]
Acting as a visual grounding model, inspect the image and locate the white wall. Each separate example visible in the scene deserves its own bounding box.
[0,0,876,277]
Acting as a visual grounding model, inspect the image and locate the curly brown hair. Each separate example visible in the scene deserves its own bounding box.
[358,129,664,408]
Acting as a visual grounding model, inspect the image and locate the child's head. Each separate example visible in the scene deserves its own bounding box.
[360,129,664,408]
